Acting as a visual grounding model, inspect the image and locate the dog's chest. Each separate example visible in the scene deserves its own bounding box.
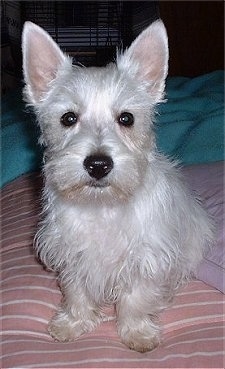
[70,205,132,255]
[60,204,138,300]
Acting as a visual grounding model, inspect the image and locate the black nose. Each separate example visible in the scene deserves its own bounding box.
[83,154,114,180]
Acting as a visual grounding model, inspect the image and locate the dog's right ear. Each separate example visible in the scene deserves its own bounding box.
[22,22,72,104]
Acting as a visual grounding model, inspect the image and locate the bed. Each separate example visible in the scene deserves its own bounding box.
[1,70,224,368]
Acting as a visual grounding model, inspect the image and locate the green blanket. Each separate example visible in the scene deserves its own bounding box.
[1,70,224,187]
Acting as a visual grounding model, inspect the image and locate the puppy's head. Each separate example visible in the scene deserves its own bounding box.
[22,20,168,205]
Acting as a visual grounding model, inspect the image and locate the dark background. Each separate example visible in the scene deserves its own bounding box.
[159,1,224,77]
[1,1,224,94]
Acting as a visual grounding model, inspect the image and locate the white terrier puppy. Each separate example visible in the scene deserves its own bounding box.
[22,20,213,352]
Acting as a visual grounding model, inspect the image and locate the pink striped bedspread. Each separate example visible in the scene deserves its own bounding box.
[1,163,224,368]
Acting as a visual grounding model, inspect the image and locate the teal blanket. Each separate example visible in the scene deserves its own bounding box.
[156,70,224,165]
[1,70,224,187]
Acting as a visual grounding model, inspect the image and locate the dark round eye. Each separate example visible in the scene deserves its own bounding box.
[118,112,134,127]
[60,112,78,127]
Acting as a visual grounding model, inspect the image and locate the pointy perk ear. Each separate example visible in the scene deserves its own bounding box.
[117,20,168,103]
[22,21,71,104]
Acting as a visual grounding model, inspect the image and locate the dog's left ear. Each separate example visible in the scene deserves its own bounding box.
[117,20,168,103]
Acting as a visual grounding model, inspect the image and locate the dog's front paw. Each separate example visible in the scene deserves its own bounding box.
[118,319,160,353]
[48,308,101,342]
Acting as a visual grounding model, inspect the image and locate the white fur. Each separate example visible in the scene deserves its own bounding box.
[22,20,213,352]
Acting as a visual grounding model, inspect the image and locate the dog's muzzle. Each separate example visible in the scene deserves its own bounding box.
[83,154,114,180]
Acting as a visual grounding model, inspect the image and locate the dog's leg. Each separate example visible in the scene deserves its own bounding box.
[116,287,161,352]
[48,284,103,342]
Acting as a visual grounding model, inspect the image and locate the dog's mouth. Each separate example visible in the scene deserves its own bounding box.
[86,179,110,189]
[60,178,132,204]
